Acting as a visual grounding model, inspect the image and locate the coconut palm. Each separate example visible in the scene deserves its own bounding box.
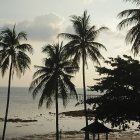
[118,3,140,55]
[58,10,107,140]
[29,42,78,140]
[0,25,33,140]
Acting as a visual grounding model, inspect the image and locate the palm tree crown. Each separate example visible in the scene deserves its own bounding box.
[29,42,78,108]
[59,10,107,66]
[0,25,33,76]
[118,4,140,55]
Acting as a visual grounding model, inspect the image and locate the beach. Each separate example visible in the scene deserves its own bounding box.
[0,87,96,138]
[1,87,140,140]
[6,130,140,140]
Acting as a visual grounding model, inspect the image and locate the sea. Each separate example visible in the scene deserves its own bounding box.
[0,87,96,138]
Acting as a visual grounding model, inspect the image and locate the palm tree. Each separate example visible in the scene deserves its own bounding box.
[29,42,78,140]
[0,25,33,140]
[118,2,140,55]
[58,10,107,140]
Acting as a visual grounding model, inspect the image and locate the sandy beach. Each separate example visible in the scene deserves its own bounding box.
[1,88,140,140]
[6,130,140,140]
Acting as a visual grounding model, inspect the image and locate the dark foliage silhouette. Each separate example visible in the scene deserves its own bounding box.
[59,10,107,140]
[88,55,140,130]
[0,25,33,140]
[29,42,78,140]
[118,1,140,55]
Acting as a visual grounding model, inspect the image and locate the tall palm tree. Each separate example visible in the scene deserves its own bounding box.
[29,42,78,140]
[58,11,107,140]
[0,25,33,140]
[118,2,140,55]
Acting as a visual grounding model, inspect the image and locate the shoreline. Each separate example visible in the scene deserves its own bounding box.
[6,130,140,140]
[1,110,140,140]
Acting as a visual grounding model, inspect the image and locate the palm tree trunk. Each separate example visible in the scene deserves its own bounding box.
[2,62,12,140]
[56,78,59,140]
[82,53,89,140]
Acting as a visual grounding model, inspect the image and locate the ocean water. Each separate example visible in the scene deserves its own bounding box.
[0,87,95,138]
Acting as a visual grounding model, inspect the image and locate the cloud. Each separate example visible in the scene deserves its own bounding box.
[82,0,94,4]
[1,13,64,42]
[97,30,132,57]
[64,25,74,34]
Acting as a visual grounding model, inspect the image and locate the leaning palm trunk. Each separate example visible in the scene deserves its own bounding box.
[82,54,89,140]
[2,62,12,140]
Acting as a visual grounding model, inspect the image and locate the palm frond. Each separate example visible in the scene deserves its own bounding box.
[64,41,81,58]
[38,89,53,108]
[126,25,140,55]
[96,27,109,33]
[117,9,140,30]
[72,51,81,65]
[124,0,140,5]
[1,56,9,77]
[118,9,140,18]
[58,33,80,40]
[59,79,68,107]
[0,42,8,48]
[38,75,56,108]
[71,16,84,36]
[16,44,33,54]
[125,24,140,44]
[87,47,103,65]
[62,73,78,100]
[90,42,107,51]
[45,97,53,108]
[0,27,12,37]
[42,44,56,58]
[16,31,27,40]
[29,74,49,99]
[38,90,47,108]
[15,51,31,75]
[33,68,51,79]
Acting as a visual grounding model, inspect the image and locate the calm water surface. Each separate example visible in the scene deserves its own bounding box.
[0,87,94,138]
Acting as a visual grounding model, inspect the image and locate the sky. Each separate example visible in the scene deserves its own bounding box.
[0,0,138,88]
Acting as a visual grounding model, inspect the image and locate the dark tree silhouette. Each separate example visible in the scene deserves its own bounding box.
[88,55,140,130]
[29,42,78,140]
[59,10,107,140]
[118,1,140,55]
[0,25,33,140]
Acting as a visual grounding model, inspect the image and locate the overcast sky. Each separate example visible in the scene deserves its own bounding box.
[0,0,138,88]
